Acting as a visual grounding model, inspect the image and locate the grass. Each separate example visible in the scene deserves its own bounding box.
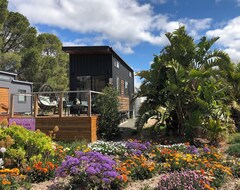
[228,133,240,144]
[226,133,240,157]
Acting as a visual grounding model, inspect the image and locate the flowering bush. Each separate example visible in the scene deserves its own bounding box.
[0,125,54,168]
[125,140,151,156]
[0,168,26,189]
[117,154,156,180]
[26,161,57,182]
[158,170,212,190]
[55,151,126,190]
[88,141,127,156]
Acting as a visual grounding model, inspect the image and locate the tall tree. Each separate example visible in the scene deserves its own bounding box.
[0,0,8,48]
[1,11,37,53]
[136,26,232,142]
[34,33,68,91]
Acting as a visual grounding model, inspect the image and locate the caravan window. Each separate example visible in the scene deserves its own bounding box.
[18,89,26,102]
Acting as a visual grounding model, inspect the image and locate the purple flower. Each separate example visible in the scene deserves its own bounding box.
[103,178,111,184]
[186,145,199,155]
[55,151,122,189]
[203,147,210,153]
[86,166,97,175]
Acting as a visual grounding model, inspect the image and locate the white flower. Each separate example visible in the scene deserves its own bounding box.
[0,158,4,167]
[0,147,6,153]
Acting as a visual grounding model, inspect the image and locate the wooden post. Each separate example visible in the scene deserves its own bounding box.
[34,94,38,117]
[9,94,14,118]
[87,91,91,117]
[58,93,63,118]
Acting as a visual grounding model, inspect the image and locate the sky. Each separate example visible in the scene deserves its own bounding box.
[8,0,240,87]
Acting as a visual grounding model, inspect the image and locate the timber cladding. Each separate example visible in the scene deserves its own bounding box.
[36,116,98,142]
[118,96,129,111]
[0,88,9,114]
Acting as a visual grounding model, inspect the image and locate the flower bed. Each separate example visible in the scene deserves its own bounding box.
[0,122,239,189]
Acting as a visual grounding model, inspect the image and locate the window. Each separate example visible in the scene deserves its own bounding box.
[114,58,119,68]
[77,76,91,90]
[129,72,132,78]
[18,89,26,102]
[76,75,106,92]
[116,77,120,94]
[0,75,12,82]
[124,81,129,96]
[92,76,105,91]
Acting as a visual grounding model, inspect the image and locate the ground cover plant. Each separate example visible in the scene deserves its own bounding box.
[0,118,240,189]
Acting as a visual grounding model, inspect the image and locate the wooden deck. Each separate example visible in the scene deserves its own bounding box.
[36,116,97,142]
[0,114,98,142]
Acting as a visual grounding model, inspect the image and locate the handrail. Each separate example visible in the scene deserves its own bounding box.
[11,90,103,96]
[9,90,103,118]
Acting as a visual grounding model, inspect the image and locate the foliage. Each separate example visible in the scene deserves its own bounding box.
[0,168,26,190]
[158,170,212,190]
[136,26,233,143]
[0,125,54,168]
[228,133,240,144]
[55,151,126,190]
[0,1,68,91]
[117,154,156,180]
[95,86,121,140]
[26,161,57,183]
[226,144,240,157]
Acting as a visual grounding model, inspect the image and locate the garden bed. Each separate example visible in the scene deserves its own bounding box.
[0,122,240,190]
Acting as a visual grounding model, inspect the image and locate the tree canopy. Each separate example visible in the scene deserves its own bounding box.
[0,1,68,91]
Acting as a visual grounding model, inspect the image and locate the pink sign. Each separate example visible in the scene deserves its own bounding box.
[8,118,35,131]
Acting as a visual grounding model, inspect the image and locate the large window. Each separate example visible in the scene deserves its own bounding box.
[77,76,91,90]
[76,76,105,92]
[92,76,105,91]
[18,89,26,102]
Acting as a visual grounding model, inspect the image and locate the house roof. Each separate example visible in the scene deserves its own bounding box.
[12,79,33,85]
[0,70,17,77]
[62,46,134,72]
[0,70,33,85]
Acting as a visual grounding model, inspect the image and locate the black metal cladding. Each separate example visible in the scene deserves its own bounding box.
[69,54,112,91]
[63,46,134,112]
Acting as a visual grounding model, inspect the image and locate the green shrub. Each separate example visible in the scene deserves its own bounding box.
[226,144,240,157]
[0,125,54,168]
[95,86,121,140]
[228,133,240,144]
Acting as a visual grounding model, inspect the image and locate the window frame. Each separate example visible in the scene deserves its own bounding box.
[18,89,27,103]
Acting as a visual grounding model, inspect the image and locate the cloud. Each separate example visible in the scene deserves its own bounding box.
[236,0,240,6]
[9,0,212,54]
[134,75,142,89]
[206,16,240,63]
[149,0,167,4]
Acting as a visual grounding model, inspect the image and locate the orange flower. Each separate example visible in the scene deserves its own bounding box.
[204,183,212,190]
[2,179,11,185]
[26,166,31,171]
[121,174,128,182]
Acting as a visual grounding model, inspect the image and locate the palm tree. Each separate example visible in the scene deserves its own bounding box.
[136,26,232,141]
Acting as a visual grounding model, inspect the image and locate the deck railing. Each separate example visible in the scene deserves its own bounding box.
[8,90,103,118]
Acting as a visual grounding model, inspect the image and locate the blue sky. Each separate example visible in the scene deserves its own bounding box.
[8,0,240,87]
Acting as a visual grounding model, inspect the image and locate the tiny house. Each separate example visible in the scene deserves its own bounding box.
[62,46,134,117]
[0,71,32,115]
